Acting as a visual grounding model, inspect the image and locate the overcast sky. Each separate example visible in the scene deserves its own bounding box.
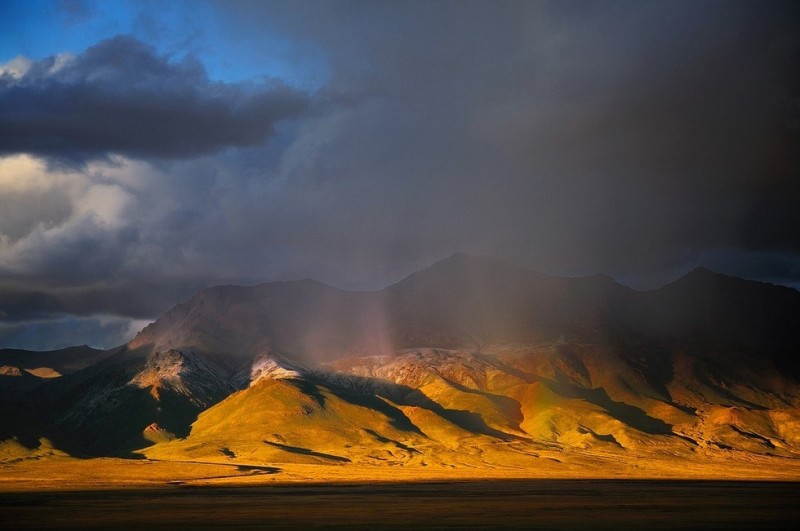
[1,0,798,350]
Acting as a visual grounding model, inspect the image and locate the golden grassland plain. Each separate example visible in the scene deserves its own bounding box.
[1,469,799,530]
[2,452,800,492]
[2,421,800,528]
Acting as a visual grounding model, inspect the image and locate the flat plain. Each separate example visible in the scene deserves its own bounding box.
[2,478,799,529]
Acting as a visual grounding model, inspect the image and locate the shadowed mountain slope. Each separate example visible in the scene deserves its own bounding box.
[130,254,800,374]
[129,254,639,361]
[630,268,800,375]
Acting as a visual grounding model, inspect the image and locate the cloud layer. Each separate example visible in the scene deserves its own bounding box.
[0,36,308,163]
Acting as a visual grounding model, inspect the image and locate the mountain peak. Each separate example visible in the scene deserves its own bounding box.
[687,266,717,277]
[438,251,504,265]
[421,252,519,276]
[249,351,306,384]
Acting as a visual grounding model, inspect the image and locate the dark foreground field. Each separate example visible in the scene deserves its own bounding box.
[2,480,799,529]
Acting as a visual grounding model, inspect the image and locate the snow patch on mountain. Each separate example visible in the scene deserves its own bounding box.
[230,351,307,388]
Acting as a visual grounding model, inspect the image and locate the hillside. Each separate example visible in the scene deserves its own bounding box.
[144,344,800,469]
[2,254,799,479]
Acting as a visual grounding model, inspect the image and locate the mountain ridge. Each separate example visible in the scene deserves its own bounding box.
[2,254,799,474]
[127,254,800,373]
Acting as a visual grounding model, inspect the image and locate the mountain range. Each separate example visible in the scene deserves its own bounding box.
[2,253,799,475]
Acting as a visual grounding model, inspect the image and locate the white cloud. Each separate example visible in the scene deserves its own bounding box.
[0,154,143,272]
[0,56,32,79]
[77,184,132,228]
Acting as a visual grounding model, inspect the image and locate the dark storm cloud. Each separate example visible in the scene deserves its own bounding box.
[0,35,309,163]
[0,277,212,322]
[217,0,799,281]
[0,288,63,321]
[2,0,800,350]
